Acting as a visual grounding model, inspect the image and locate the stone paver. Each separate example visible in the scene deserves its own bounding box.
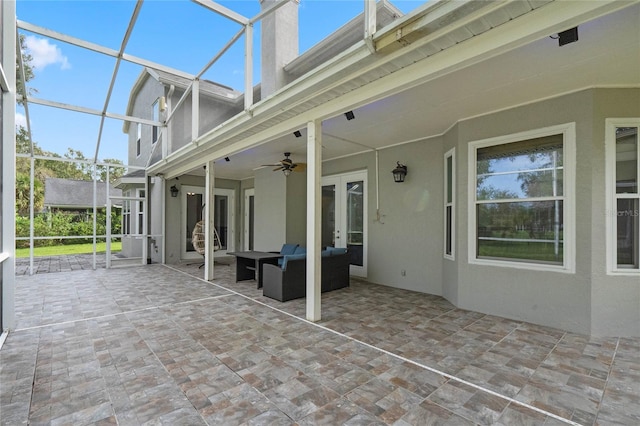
[1,262,638,425]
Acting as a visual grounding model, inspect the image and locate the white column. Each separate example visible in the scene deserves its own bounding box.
[306,120,322,321]
[2,0,17,330]
[204,160,215,281]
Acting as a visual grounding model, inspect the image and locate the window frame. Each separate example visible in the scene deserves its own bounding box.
[135,123,142,158]
[444,147,455,260]
[152,98,159,144]
[467,122,576,273]
[605,118,640,275]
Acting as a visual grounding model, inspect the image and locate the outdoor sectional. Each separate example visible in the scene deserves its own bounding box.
[262,247,350,302]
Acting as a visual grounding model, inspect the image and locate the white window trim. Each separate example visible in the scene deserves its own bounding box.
[605,118,640,276]
[444,147,455,260]
[467,122,576,273]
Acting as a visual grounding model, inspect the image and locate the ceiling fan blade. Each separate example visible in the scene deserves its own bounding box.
[273,166,284,171]
[292,163,307,172]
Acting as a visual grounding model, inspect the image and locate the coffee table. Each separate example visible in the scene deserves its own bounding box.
[227,251,283,289]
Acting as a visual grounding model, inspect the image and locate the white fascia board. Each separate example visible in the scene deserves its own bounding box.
[149,0,636,179]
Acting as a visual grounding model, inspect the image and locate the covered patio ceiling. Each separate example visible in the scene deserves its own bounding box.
[172,0,640,181]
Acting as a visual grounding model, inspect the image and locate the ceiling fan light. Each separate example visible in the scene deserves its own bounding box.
[283,168,292,177]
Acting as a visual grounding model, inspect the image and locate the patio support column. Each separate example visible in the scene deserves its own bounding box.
[2,0,17,330]
[306,119,322,322]
[204,160,215,281]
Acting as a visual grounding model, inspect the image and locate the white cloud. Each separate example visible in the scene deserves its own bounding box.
[24,35,71,71]
[15,112,27,128]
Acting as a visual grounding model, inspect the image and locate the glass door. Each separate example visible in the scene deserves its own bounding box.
[181,186,235,259]
[322,171,367,277]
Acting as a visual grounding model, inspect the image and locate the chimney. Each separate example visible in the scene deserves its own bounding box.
[260,0,298,98]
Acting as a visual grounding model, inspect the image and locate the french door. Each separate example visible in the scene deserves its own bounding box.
[322,171,367,277]
[181,185,235,259]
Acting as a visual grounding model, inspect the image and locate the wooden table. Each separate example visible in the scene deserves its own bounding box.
[227,251,283,289]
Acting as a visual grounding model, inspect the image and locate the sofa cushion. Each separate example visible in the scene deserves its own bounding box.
[281,253,306,269]
[293,246,307,255]
[281,243,298,255]
[327,246,347,256]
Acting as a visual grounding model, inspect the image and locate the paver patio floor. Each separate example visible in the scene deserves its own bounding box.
[1,262,638,425]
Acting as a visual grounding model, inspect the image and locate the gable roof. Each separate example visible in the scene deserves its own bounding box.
[44,178,122,209]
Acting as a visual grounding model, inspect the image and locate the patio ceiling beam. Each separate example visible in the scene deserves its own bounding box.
[24,96,162,128]
[94,0,144,163]
[17,20,195,80]
[191,0,248,25]
[148,0,635,180]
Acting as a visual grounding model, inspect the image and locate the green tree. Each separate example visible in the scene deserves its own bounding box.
[15,173,44,215]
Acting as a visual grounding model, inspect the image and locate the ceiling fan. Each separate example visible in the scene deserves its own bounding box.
[263,152,306,176]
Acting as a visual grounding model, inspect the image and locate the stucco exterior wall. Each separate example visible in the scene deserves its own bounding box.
[167,88,243,154]
[451,88,640,336]
[127,76,164,168]
[590,88,640,336]
[254,168,287,252]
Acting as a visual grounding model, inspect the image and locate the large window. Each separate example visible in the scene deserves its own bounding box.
[444,148,455,259]
[468,123,575,271]
[606,119,640,273]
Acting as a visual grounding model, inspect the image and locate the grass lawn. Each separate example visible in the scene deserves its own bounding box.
[15,242,122,258]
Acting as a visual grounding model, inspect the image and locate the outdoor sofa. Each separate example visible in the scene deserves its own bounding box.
[262,247,350,302]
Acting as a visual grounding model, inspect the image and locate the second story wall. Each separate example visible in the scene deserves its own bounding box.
[127,75,164,168]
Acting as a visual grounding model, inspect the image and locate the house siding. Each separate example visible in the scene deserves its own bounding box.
[452,88,640,337]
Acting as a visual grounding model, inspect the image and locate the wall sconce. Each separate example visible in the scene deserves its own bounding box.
[170,185,179,197]
[392,162,407,183]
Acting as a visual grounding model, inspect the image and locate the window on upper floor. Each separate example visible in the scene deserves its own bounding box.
[152,98,159,144]
[606,119,639,274]
[136,124,141,157]
[468,123,576,272]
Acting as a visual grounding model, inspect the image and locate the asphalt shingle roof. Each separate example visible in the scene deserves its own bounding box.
[44,178,122,208]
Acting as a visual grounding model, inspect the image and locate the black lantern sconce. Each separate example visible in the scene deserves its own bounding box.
[392,162,408,183]
[170,185,179,197]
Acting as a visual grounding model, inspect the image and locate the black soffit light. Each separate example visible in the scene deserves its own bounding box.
[552,26,578,47]
[344,111,355,120]
[392,162,408,183]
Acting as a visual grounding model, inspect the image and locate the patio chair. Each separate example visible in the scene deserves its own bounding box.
[190,220,221,268]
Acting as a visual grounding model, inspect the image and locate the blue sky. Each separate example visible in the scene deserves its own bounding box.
[16,0,422,164]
